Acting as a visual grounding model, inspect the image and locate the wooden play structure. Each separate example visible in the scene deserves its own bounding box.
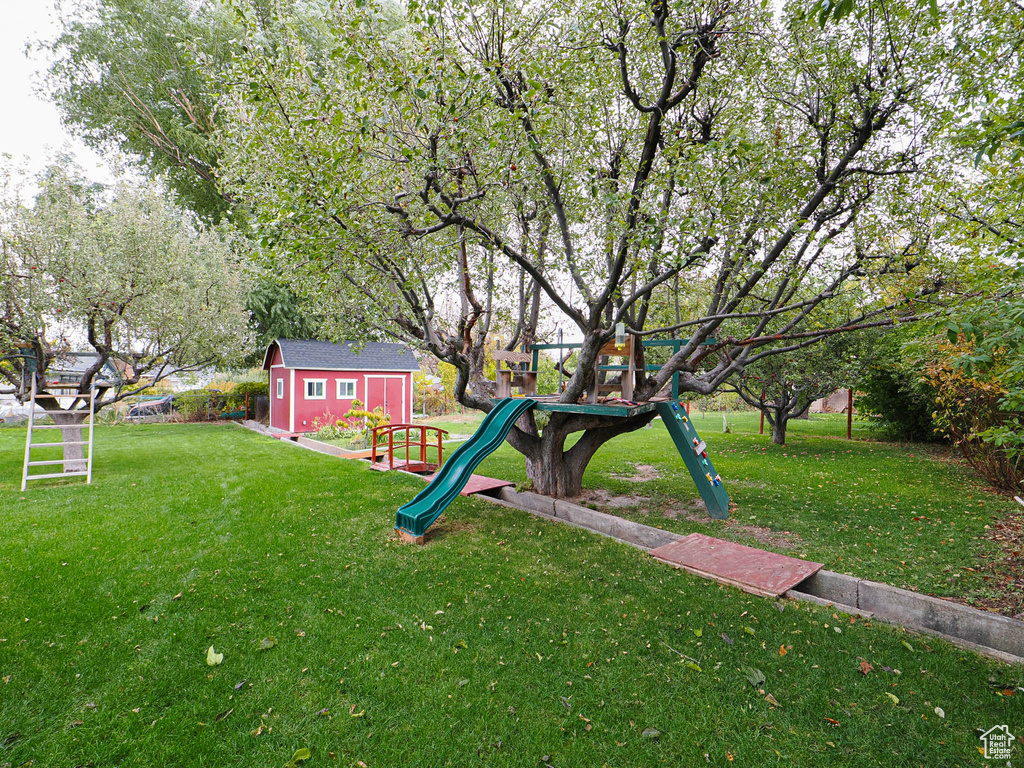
[493,350,537,397]
[370,423,448,473]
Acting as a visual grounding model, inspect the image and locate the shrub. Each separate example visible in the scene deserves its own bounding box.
[930,345,1024,493]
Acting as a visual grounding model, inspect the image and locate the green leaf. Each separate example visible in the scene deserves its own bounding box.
[206,645,223,666]
[256,636,278,651]
[284,748,312,768]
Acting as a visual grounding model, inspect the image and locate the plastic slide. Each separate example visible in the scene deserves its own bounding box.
[395,397,536,538]
[656,401,730,519]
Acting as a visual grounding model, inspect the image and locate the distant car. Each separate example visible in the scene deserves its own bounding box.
[127,395,173,419]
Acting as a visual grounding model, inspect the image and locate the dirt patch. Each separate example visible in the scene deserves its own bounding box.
[422,515,482,543]
[610,463,660,482]
[947,506,1024,619]
[576,488,649,510]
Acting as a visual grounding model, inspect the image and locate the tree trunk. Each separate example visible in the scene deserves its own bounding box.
[771,412,788,446]
[50,410,89,473]
[507,410,654,497]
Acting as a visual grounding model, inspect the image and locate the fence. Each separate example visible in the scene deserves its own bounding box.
[119,392,270,424]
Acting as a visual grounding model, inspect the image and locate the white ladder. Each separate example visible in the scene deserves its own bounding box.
[21,379,96,491]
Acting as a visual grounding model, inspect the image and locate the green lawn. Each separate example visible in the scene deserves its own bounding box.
[0,424,1020,767]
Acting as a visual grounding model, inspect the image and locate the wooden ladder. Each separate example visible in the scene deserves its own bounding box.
[21,379,96,491]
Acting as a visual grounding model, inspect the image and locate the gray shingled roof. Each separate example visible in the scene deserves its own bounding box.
[265,339,419,372]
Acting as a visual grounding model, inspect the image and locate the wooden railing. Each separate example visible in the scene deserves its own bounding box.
[370,424,449,473]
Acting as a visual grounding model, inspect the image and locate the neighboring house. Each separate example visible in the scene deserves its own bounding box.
[45,351,121,387]
[262,339,419,433]
[809,389,856,414]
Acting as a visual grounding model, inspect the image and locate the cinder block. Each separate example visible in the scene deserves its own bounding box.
[792,570,860,607]
[858,580,1024,658]
[499,489,555,517]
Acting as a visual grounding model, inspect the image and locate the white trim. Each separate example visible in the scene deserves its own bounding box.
[272,365,418,373]
[304,378,327,400]
[289,369,296,432]
[336,378,357,399]
[276,378,284,399]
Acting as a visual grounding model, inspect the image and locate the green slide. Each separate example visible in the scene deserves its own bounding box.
[656,401,730,519]
[395,397,536,538]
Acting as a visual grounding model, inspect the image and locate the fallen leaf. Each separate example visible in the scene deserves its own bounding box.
[214,707,233,722]
[641,728,661,740]
[251,723,267,737]
[778,645,787,657]
[721,632,733,645]
[859,660,874,676]
[172,592,182,601]
[741,666,766,688]
[256,637,277,651]
[206,646,224,666]
[727,752,734,762]
[559,696,571,710]
[743,626,755,635]
[285,748,312,768]
[234,679,248,690]
[765,693,781,707]
[901,640,914,652]
[934,707,945,718]
[684,660,702,672]
[823,717,840,727]
[693,628,702,637]
[885,692,900,705]
[349,705,365,718]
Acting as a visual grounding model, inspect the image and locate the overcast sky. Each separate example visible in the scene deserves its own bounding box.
[0,1,111,187]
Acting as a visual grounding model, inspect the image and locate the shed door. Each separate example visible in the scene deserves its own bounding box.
[384,378,403,422]
[366,377,386,415]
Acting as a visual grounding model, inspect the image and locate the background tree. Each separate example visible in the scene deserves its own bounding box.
[0,164,250,469]
[731,330,868,445]
[219,0,948,495]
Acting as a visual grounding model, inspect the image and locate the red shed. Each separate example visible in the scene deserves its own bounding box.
[262,339,419,433]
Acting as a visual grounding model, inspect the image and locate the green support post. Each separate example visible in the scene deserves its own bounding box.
[657,400,729,519]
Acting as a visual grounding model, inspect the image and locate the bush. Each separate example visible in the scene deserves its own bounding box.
[930,345,1024,494]
[855,331,942,442]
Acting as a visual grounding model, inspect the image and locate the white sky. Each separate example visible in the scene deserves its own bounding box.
[0,1,111,188]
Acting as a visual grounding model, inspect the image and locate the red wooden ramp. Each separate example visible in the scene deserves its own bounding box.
[424,473,515,497]
[649,534,822,598]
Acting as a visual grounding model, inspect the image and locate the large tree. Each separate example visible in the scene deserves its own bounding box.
[219,0,948,495]
[0,165,250,469]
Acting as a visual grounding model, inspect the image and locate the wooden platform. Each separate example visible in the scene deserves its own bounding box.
[649,534,823,598]
[451,474,515,497]
[492,396,665,418]
[370,459,439,473]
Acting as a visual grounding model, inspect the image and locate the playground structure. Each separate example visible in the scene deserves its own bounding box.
[392,333,732,542]
[370,423,449,473]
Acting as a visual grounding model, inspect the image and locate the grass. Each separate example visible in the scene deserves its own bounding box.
[0,423,1021,767]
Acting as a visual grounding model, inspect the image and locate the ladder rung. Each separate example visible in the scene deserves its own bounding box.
[30,441,90,448]
[28,459,88,466]
[25,471,89,480]
[28,424,68,429]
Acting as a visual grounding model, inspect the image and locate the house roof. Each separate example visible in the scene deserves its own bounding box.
[47,352,121,383]
[262,339,419,372]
